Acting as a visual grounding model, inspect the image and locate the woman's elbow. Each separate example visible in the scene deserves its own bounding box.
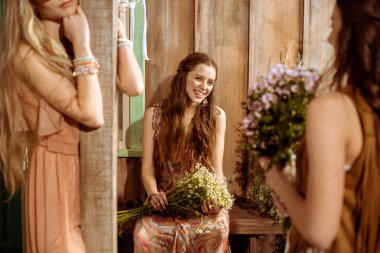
[119,82,144,96]
[305,226,337,250]
[310,236,335,250]
[129,83,144,96]
[81,113,104,129]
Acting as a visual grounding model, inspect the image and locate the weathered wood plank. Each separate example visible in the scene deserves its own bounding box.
[229,206,282,235]
[249,0,303,85]
[80,1,118,253]
[195,0,250,195]
[145,0,195,106]
[303,0,335,71]
[117,158,144,205]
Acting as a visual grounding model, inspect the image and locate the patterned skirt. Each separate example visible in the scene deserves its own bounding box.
[133,210,230,253]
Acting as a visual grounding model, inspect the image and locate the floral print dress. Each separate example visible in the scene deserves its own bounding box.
[133,106,230,253]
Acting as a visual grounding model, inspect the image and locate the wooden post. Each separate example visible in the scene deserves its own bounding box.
[80,1,118,253]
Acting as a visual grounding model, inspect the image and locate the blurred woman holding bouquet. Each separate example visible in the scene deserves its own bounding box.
[133,52,230,252]
[263,0,380,252]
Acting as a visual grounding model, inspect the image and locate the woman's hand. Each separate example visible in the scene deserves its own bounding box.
[63,6,90,50]
[117,18,127,39]
[259,157,285,192]
[259,157,291,217]
[146,192,168,212]
[272,192,289,218]
[202,200,220,215]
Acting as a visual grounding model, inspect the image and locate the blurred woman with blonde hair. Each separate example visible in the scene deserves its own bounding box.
[0,0,143,252]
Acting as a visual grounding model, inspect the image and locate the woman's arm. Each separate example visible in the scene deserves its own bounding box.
[202,106,226,215]
[141,107,168,211]
[265,92,354,249]
[213,106,227,182]
[141,107,159,196]
[18,6,103,128]
[116,19,144,96]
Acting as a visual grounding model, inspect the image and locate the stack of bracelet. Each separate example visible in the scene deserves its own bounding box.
[72,56,100,77]
[117,38,133,48]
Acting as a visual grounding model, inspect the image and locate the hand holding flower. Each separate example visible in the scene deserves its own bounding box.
[146,192,168,212]
[202,200,220,215]
[117,164,234,234]
[271,192,289,218]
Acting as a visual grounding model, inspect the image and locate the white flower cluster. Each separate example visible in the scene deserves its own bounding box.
[176,163,234,211]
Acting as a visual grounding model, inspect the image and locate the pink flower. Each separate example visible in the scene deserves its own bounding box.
[305,80,316,92]
[254,111,262,119]
[267,64,286,84]
[261,93,277,109]
[285,68,299,78]
[249,101,263,111]
[290,84,299,93]
[241,114,253,130]
[275,88,291,97]
[246,130,254,136]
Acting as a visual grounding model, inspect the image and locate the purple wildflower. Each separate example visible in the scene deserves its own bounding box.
[285,68,299,78]
[290,84,300,93]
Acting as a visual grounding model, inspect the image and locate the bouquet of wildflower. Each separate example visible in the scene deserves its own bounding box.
[117,163,234,233]
[241,64,320,169]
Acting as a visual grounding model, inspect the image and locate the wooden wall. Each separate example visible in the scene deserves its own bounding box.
[140,0,332,195]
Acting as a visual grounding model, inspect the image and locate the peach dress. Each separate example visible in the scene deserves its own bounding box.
[20,89,86,253]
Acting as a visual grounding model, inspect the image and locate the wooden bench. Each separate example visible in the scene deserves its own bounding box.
[117,160,283,252]
[229,205,283,253]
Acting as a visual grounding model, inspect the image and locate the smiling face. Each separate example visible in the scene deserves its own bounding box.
[185,63,216,107]
[33,0,78,21]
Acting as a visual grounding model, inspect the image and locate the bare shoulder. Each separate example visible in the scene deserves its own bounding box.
[144,106,156,120]
[214,105,226,120]
[307,91,356,118]
[144,105,162,128]
[145,106,155,115]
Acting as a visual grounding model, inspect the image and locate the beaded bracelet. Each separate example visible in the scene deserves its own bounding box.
[72,57,100,77]
[73,56,96,63]
[117,38,133,48]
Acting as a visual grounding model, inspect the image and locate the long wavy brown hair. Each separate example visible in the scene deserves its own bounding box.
[333,1,380,152]
[333,0,380,251]
[0,0,73,198]
[154,52,218,172]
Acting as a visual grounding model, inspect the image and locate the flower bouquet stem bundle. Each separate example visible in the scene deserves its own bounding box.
[242,64,320,169]
[117,163,234,234]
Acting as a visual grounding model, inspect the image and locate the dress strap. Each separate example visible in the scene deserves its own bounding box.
[152,103,162,131]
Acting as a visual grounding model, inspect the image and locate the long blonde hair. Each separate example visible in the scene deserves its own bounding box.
[0,0,73,198]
